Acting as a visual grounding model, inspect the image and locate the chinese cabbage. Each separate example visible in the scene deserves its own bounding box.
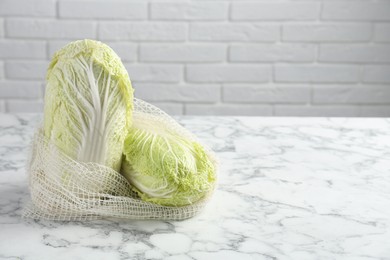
[121,114,216,207]
[43,39,133,172]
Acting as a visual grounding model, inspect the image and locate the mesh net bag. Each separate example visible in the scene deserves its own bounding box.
[23,98,218,221]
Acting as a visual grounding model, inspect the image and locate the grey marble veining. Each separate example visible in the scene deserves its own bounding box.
[0,114,389,260]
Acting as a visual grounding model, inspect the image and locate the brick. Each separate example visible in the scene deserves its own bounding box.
[374,24,390,42]
[5,61,48,80]
[187,65,271,83]
[322,2,390,21]
[319,44,390,63]
[59,1,147,19]
[359,106,390,117]
[190,23,279,42]
[99,22,186,41]
[0,81,42,98]
[151,102,183,115]
[125,64,181,83]
[229,44,316,62]
[49,41,137,61]
[232,2,320,20]
[151,2,228,20]
[313,86,390,104]
[274,105,360,117]
[185,104,272,116]
[134,84,220,102]
[0,40,46,59]
[6,99,44,113]
[0,19,3,37]
[275,65,359,83]
[0,100,5,112]
[283,23,371,42]
[140,44,225,62]
[364,66,390,83]
[6,19,96,39]
[0,0,55,17]
[223,85,310,104]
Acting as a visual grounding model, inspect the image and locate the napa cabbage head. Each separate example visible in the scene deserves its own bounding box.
[121,114,216,207]
[44,39,133,172]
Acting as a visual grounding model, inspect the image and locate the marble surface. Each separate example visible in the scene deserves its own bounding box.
[0,114,390,260]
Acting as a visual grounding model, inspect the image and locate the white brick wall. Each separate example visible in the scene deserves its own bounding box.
[283,23,372,42]
[5,61,47,80]
[59,1,147,20]
[375,24,390,42]
[0,0,389,116]
[187,65,271,83]
[99,22,186,41]
[223,85,310,104]
[319,44,390,63]
[275,65,359,83]
[140,44,226,62]
[229,44,316,62]
[313,86,390,104]
[364,65,390,83]
[0,0,56,17]
[322,2,390,21]
[0,81,42,99]
[135,84,220,103]
[231,3,321,21]
[6,19,96,39]
[190,23,279,42]
[0,19,4,38]
[0,40,46,59]
[151,2,228,20]
[125,64,182,82]
[0,62,3,79]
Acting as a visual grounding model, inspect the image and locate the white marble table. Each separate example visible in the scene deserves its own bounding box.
[0,114,389,260]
